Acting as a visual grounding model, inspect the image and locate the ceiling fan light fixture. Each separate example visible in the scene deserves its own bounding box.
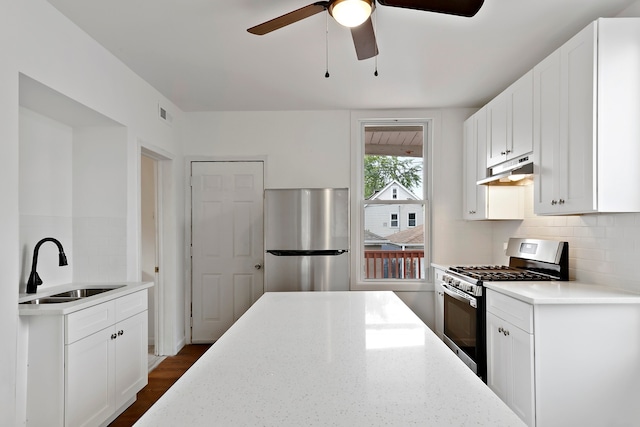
[329,0,372,28]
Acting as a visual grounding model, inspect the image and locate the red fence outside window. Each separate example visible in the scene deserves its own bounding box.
[364,250,425,279]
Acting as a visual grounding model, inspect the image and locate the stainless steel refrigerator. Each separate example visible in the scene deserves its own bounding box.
[264,188,349,292]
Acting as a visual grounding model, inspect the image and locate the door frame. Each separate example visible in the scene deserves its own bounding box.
[184,156,267,344]
[139,142,174,356]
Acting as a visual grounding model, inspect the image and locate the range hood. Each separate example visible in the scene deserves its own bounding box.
[477,153,534,186]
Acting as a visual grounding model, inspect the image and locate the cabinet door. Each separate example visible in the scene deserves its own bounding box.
[487,95,508,167]
[560,22,595,213]
[508,70,533,159]
[486,312,510,401]
[463,116,480,219]
[115,311,148,408]
[66,327,116,427]
[463,109,488,220]
[510,324,535,427]
[533,49,562,215]
[486,312,535,427]
[434,279,445,340]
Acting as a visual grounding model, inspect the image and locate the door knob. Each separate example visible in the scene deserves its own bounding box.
[255,264,262,270]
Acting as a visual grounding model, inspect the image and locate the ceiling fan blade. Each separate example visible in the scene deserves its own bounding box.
[247,3,328,35]
[377,0,485,17]
[351,17,378,60]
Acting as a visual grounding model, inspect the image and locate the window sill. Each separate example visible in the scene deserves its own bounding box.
[351,281,434,292]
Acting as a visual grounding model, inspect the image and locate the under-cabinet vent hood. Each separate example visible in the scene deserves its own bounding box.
[477,153,534,186]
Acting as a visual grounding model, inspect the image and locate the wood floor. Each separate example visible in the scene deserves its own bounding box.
[109,344,212,427]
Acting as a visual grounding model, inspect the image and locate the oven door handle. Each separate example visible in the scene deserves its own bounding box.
[442,283,478,308]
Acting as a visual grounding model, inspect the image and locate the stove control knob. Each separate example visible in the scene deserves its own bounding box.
[453,280,460,288]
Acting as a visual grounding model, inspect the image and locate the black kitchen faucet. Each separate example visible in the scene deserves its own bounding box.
[26,237,68,294]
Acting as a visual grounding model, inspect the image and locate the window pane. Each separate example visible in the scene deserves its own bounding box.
[363,125,424,280]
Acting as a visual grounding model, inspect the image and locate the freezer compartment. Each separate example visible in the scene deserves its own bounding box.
[265,188,349,251]
[265,252,349,292]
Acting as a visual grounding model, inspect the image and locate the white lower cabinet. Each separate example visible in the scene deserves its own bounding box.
[486,311,534,426]
[486,290,535,426]
[486,288,640,426]
[26,290,148,427]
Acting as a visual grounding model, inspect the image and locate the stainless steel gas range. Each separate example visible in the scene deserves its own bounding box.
[438,238,569,381]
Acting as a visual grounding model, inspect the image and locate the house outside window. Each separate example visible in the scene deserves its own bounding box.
[355,117,431,289]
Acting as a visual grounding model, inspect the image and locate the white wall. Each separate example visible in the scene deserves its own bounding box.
[184,110,351,188]
[19,108,74,289]
[2,1,184,424]
[183,108,492,329]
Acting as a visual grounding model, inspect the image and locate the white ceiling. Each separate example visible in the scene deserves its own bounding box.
[46,0,637,112]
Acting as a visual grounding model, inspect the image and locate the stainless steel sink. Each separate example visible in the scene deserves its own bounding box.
[20,285,125,304]
[21,296,81,304]
[49,286,124,298]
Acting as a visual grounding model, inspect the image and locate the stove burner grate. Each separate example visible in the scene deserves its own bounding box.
[449,265,553,282]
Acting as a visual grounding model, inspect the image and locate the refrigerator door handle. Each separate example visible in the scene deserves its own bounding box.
[266,250,347,256]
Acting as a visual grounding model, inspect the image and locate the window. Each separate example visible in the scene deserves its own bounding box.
[408,212,416,227]
[390,213,399,228]
[356,119,430,287]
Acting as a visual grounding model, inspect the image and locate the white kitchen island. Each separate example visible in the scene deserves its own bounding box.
[135,291,523,426]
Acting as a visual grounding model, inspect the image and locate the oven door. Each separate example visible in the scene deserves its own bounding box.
[441,283,482,377]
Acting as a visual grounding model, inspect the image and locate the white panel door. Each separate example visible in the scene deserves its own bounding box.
[191,161,264,342]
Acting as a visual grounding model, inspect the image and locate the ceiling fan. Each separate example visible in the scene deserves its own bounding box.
[247,0,485,60]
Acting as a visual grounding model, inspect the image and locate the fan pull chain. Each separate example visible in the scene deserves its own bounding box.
[325,11,330,78]
[373,9,379,77]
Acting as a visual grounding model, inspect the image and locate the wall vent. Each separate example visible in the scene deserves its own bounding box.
[158,103,173,126]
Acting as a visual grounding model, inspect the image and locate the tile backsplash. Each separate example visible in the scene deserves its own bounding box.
[493,186,640,292]
[19,215,126,292]
[73,217,127,283]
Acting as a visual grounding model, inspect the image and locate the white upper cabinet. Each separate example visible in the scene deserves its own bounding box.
[463,108,525,221]
[463,108,487,220]
[534,18,640,215]
[487,71,534,168]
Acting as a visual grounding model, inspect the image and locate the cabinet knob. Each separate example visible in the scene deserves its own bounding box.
[551,200,557,205]
[111,333,117,340]
[498,326,503,333]
[500,151,506,155]
[118,330,124,336]
[558,199,565,205]
[255,264,262,270]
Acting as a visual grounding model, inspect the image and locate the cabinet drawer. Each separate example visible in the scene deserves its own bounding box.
[115,290,148,322]
[66,300,116,344]
[486,289,533,333]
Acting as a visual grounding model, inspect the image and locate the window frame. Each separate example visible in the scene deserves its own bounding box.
[408,212,417,227]
[350,111,434,292]
[390,213,399,228]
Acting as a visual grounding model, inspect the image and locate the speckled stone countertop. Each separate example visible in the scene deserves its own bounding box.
[134,291,523,426]
[485,281,640,305]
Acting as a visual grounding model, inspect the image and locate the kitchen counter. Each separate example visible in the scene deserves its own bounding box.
[484,280,640,305]
[18,281,153,315]
[135,291,524,426]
